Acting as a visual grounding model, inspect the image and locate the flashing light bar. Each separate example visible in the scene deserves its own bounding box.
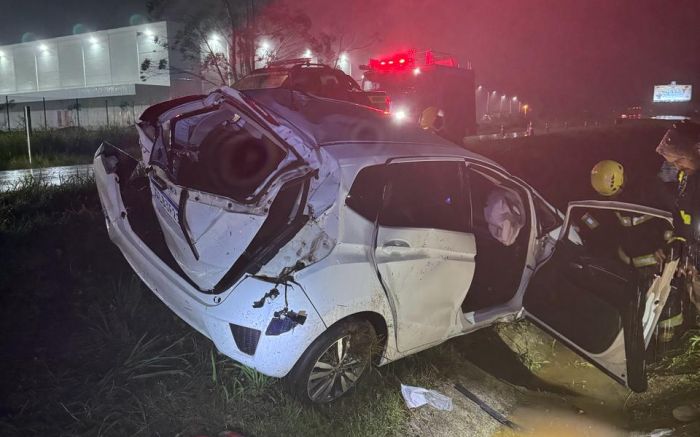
[368,49,458,72]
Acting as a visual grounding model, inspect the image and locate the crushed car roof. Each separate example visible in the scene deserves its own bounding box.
[239,88,500,167]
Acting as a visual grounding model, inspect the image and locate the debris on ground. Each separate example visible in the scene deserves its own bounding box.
[454,383,522,431]
[401,384,453,411]
[672,404,700,422]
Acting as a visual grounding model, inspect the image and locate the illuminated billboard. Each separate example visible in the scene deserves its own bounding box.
[653,83,692,103]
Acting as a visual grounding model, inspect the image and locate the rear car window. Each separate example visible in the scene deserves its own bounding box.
[172,106,286,200]
[234,72,289,90]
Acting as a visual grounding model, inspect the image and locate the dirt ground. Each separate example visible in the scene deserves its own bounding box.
[405,322,700,437]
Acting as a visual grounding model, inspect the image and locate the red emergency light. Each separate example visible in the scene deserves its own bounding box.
[369,51,415,71]
[368,49,459,73]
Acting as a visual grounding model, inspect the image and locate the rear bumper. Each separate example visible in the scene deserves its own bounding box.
[93,146,326,377]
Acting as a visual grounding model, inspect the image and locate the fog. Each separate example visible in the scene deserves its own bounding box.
[295,0,700,115]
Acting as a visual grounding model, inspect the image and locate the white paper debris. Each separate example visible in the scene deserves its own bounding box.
[400,384,453,411]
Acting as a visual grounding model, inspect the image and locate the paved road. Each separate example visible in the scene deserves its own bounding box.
[0,164,94,192]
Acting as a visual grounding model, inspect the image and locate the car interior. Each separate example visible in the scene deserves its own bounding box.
[462,167,531,313]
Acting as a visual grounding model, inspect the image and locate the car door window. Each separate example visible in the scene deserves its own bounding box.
[345,164,386,222]
[381,161,469,233]
[534,194,562,236]
[287,70,322,94]
[466,166,529,246]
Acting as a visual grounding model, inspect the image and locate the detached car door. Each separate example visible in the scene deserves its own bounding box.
[373,159,477,352]
[147,97,313,292]
[523,200,677,392]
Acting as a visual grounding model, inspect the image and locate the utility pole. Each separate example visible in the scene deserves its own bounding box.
[42,97,47,130]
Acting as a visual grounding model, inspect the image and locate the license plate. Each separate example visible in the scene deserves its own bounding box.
[152,181,179,224]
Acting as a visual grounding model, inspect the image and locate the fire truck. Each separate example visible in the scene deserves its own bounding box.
[360,49,477,144]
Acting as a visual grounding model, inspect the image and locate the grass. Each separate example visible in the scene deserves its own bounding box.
[650,330,700,376]
[0,127,137,170]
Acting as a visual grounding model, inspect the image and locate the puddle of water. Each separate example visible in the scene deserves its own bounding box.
[494,406,628,437]
[0,164,93,192]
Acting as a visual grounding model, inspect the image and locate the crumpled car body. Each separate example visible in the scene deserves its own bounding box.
[95,86,677,402]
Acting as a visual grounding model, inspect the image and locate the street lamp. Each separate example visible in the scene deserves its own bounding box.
[510,96,517,114]
[500,94,506,113]
[486,90,496,114]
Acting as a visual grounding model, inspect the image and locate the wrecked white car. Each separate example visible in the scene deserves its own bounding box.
[94,86,677,403]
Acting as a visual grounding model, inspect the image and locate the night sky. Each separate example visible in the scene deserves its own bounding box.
[1,0,698,115]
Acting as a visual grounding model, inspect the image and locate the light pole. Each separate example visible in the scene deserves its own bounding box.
[510,96,517,114]
[500,95,506,113]
[476,86,483,118]
[486,90,497,115]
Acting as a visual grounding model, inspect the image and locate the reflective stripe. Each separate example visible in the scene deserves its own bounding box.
[669,236,687,243]
[680,209,692,225]
[678,170,686,182]
[617,246,658,268]
[615,211,654,227]
[581,212,599,229]
[658,312,684,329]
[632,254,658,268]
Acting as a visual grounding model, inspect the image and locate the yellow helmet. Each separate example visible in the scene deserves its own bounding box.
[591,160,624,196]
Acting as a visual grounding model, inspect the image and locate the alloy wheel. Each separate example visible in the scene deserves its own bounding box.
[306,334,368,402]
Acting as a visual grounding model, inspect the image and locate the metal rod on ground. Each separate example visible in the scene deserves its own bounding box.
[24,106,32,166]
[42,97,47,130]
[453,384,522,431]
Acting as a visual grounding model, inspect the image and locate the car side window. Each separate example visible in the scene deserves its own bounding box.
[380,161,469,233]
[345,164,386,222]
[287,70,321,94]
[466,165,529,246]
[533,194,562,236]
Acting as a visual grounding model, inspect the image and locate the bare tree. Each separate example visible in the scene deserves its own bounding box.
[145,0,318,86]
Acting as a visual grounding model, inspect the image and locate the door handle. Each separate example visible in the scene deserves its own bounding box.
[383,239,410,248]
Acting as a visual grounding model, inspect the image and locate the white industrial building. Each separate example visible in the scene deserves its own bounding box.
[0,21,201,130]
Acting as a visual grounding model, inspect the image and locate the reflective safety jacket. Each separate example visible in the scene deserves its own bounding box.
[674,171,700,243]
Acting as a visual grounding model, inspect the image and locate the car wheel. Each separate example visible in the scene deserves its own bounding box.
[288,319,375,403]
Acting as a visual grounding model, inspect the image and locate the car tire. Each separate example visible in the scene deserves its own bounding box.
[287,319,376,403]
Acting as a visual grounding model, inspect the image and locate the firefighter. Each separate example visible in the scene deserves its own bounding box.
[583,160,672,271]
[657,120,700,429]
[586,160,682,355]
[656,121,700,323]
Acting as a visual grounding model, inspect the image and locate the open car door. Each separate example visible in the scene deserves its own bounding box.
[523,201,677,392]
[142,90,316,292]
